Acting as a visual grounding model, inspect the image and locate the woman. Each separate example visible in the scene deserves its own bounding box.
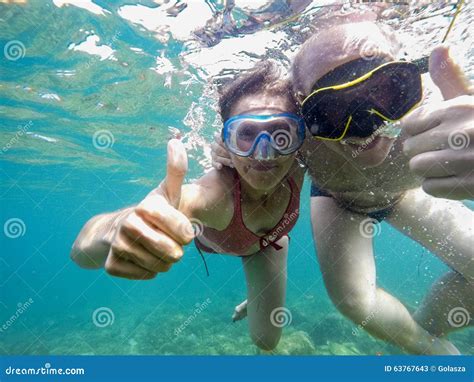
[71,61,306,352]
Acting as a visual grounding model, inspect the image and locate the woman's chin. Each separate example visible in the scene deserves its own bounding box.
[233,156,294,191]
[244,172,282,190]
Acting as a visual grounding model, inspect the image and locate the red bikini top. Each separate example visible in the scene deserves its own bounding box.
[195,170,300,256]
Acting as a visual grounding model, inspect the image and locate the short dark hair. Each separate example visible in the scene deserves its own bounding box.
[218,60,298,121]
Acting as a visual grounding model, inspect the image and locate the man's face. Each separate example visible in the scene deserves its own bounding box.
[294,22,400,168]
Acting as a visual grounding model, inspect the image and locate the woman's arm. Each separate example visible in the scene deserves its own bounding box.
[71,207,133,269]
[71,139,230,279]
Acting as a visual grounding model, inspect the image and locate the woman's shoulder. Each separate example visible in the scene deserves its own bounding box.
[196,166,237,191]
[192,167,236,229]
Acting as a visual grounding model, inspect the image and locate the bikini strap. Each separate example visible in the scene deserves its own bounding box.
[287,175,300,196]
[194,240,210,277]
[231,169,247,228]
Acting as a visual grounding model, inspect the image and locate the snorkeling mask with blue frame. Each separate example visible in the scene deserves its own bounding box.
[221,113,306,160]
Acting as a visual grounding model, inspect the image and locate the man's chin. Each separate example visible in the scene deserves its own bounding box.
[354,154,388,168]
[344,136,395,167]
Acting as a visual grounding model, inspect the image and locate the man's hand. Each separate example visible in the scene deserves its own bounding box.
[403,46,474,200]
[211,132,233,170]
[105,139,195,279]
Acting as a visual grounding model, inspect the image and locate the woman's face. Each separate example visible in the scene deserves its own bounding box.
[228,93,297,191]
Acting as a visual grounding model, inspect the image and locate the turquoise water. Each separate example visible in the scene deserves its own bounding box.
[0,1,472,356]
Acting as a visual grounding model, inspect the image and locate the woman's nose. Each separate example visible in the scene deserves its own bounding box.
[253,135,277,160]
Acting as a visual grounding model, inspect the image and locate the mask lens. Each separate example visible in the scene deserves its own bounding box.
[223,114,304,157]
[303,91,349,139]
[302,62,422,140]
[233,121,259,152]
[362,63,421,120]
[376,64,422,119]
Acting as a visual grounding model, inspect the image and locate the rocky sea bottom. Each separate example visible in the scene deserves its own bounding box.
[2,296,472,356]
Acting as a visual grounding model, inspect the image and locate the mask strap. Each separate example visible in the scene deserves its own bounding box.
[442,0,464,43]
[413,0,464,73]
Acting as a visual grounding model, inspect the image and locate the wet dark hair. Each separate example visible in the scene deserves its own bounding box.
[218,60,298,122]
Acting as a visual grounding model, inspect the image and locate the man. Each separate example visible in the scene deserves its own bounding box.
[292,20,473,354]
[214,21,473,354]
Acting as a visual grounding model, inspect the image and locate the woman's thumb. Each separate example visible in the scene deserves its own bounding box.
[162,139,188,208]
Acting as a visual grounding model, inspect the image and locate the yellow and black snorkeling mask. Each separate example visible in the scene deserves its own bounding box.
[301,58,424,141]
[301,0,464,141]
